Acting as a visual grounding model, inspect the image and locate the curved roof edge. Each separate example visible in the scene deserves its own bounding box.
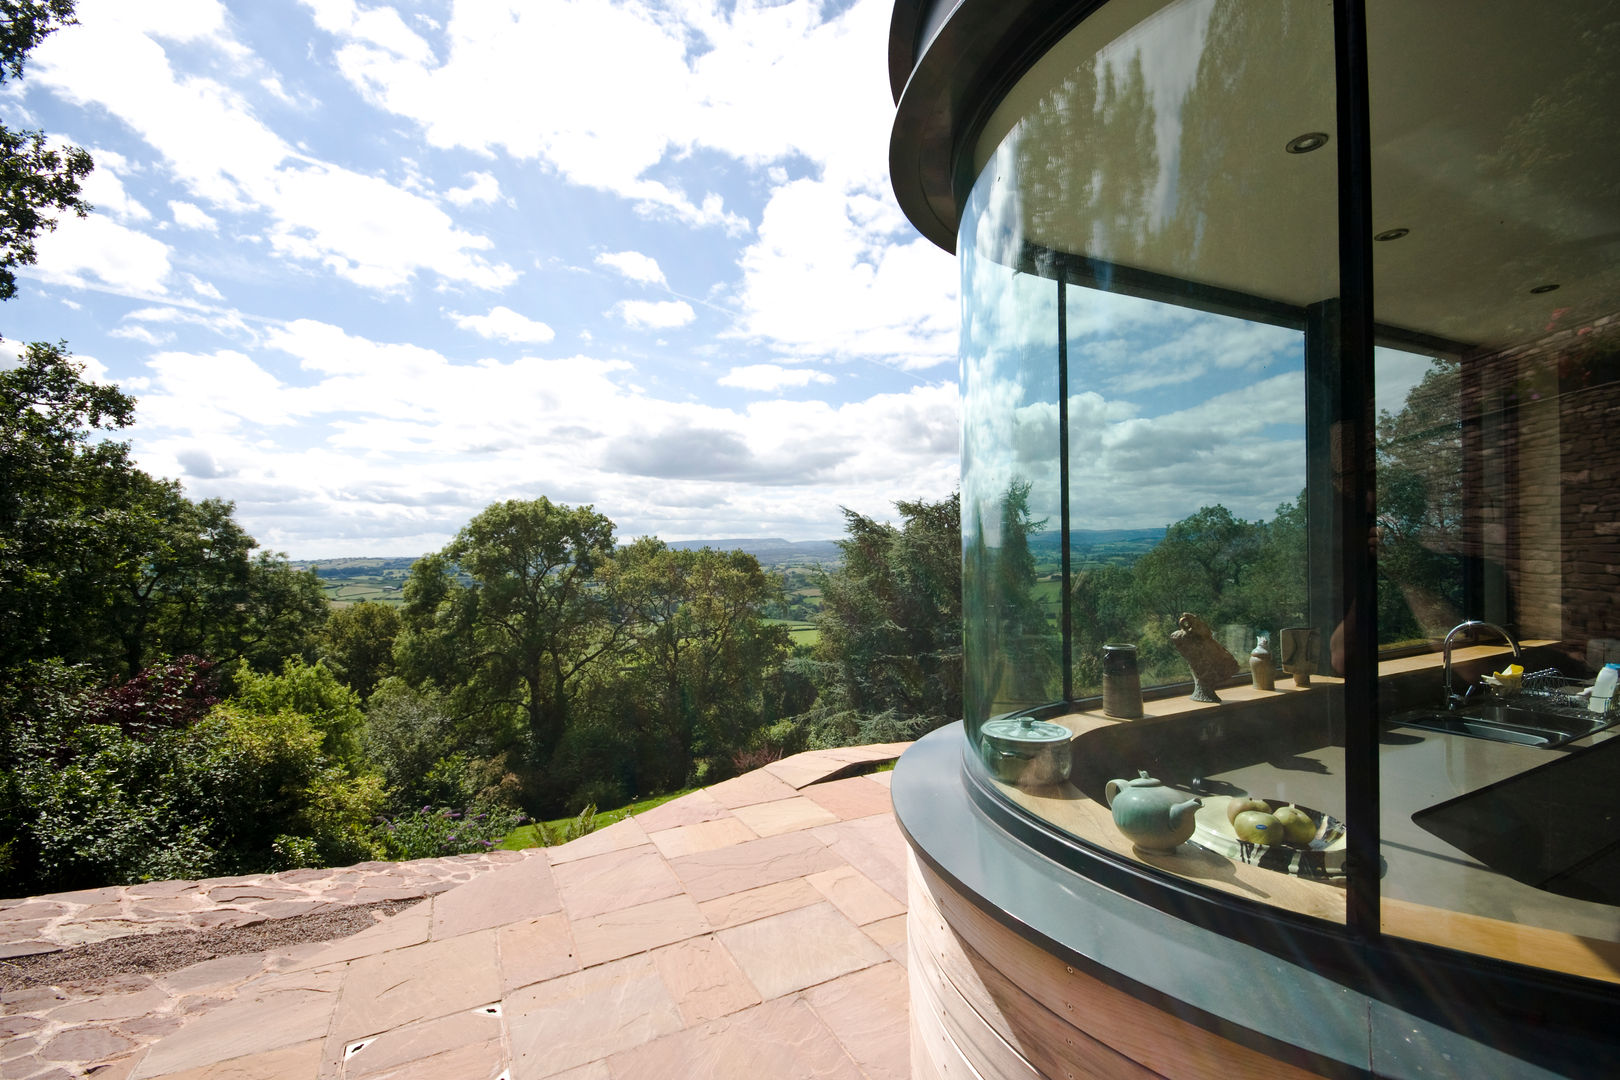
[887,0,1106,254]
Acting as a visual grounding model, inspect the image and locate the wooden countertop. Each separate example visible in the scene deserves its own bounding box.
[989,641,1620,983]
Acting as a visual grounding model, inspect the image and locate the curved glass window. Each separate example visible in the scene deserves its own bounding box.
[961,0,1346,922]
[959,0,1620,981]
[1368,2,1620,980]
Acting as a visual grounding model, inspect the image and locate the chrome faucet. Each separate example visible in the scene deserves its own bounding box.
[1442,620,1521,710]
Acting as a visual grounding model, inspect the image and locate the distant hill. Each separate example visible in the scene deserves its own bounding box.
[1027,527,1166,563]
[664,537,843,566]
[290,539,844,586]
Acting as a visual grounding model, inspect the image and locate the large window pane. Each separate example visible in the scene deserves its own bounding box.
[962,0,1345,922]
[1371,1,1620,981]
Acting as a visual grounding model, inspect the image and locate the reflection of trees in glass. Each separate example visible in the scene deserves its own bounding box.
[1015,50,1160,265]
[1376,358,1465,642]
[965,479,1060,719]
[1069,499,1307,694]
[1164,0,1334,281]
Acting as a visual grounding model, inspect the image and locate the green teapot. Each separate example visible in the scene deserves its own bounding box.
[1104,771,1202,853]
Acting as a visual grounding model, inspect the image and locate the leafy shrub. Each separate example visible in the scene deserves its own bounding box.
[373,803,526,860]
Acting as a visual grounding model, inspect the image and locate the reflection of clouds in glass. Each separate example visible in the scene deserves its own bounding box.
[1375,346,1441,418]
[1067,285,1299,396]
[1070,371,1305,528]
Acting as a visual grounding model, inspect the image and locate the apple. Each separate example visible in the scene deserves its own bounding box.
[1226,796,1271,826]
[1233,810,1282,845]
[1273,804,1317,846]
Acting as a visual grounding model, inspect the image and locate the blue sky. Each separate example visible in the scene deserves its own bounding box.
[0,0,960,558]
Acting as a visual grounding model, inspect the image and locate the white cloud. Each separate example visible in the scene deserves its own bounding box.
[123,320,959,557]
[33,3,516,292]
[453,305,556,344]
[187,274,224,300]
[298,0,434,63]
[595,250,666,287]
[79,155,152,222]
[110,324,174,346]
[311,0,749,233]
[445,170,500,207]
[31,214,173,294]
[718,363,834,392]
[731,177,957,369]
[168,200,218,231]
[612,299,695,330]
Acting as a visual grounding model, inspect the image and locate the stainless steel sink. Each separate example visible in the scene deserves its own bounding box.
[1386,703,1616,747]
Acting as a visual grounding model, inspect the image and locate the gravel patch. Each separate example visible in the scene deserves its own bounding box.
[0,898,418,991]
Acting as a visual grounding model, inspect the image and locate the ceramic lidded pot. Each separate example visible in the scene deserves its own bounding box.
[979,717,1072,787]
[1104,771,1202,852]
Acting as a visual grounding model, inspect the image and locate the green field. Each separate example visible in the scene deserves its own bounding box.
[499,788,696,849]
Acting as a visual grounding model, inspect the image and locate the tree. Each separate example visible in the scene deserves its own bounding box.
[1,0,92,301]
[320,601,401,701]
[397,498,626,766]
[611,540,790,790]
[804,494,962,745]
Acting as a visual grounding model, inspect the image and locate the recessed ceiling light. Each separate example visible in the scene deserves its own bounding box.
[1530,284,1560,294]
[1374,228,1409,242]
[1285,132,1330,154]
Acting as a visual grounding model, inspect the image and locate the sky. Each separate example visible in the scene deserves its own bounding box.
[0,0,961,559]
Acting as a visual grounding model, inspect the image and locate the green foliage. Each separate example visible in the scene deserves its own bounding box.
[230,658,365,769]
[398,498,623,765]
[800,494,962,747]
[320,601,401,701]
[372,803,524,860]
[0,0,91,302]
[1,346,327,682]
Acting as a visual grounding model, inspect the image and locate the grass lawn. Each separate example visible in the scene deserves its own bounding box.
[498,788,696,850]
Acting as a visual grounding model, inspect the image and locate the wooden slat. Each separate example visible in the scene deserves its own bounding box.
[911,961,993,1080]
[1382,896,1620,985]
[910,936,1049,1080]
[909,885,1159,1080]
[912,853,1328,1080]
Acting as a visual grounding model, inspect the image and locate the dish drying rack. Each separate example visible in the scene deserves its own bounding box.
[1511,668,1590,712]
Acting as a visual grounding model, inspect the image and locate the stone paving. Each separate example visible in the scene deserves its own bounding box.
[1,742,912,1080]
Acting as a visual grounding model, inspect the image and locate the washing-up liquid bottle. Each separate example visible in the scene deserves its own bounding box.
[1589,663,1620,714]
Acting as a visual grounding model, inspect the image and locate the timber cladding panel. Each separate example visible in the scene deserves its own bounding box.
[906,851,1327,1079]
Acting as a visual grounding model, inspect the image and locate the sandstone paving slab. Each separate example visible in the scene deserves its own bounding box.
[158,954,274,997]
[762,743,910,790]
[336,1005,503,1079]
[729,797,840,838]
[627,790,730,833]
[716,902,888,1001]
[141,1038,323,1080]
[803,961,909,1080]
[275,901,431,973]
[0,941,61,960]
[806,864,907,927]
[570,893,709,969]
[799,774,895,822]
[649,935,762,1025]
[329,931,500,1043]
[37,1027,138,1066]
[704,769,799,810]
[695,878,823,931]
[669,831,845,904]
[47,982,172,1023]
[430,854,559,941]
[505,954,683,1079]
[861,914,908,967]
[542,817,648,866]
[867,770,893,788]
[130,969,344,1079]
[812,814,908,903]
[351,1037,505,1080]
[496,913,578,993]
[645,816,756,860]
[605,994,864,1080]
[550,846,683,921]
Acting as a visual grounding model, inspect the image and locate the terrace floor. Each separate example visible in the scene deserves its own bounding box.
[1,742,913,1080]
